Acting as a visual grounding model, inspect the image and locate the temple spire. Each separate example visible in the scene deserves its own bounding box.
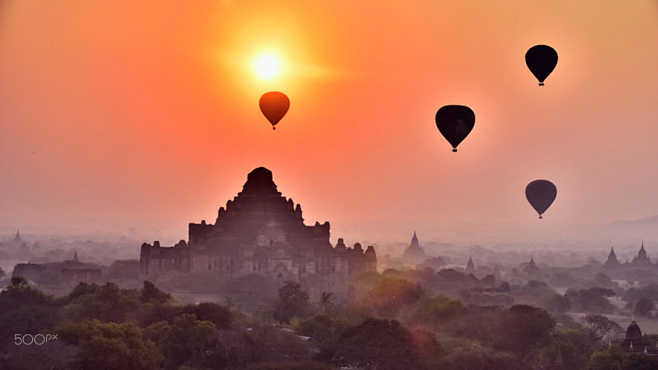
[410,231,419,248]
[466,257,475,273]
[403,231,425,261]
[605,246,620,268]
[14,229,21,241]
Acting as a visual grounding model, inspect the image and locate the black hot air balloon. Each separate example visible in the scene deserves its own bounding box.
[525,179,557,219]
[435,105,475,152]
[259,91,290,130]
[525,45,558,86]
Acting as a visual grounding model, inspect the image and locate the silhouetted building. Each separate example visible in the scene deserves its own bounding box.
[0,229,30,258]
[610,320,658,355]
[604,242,655,271]
[402,231,425,263]
[465,256,475,274]
[521,257,540,274]
[622,321,646,353]
[632,242,651,266]
[13,255,102,286]
[107,259,141,280]
[61,267,102,283]
[140,167,376,282]
[604,247,620,269]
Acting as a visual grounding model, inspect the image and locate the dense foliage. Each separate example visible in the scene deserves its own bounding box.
[2,274,657,369]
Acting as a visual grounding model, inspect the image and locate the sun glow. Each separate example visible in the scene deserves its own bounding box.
[253,53,281,80]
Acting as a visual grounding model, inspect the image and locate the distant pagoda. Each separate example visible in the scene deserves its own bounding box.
[521,257,540,274]
[632,241,651,265]
[402,231,426,262]
[465,256,475,274]
[604,247,620,269]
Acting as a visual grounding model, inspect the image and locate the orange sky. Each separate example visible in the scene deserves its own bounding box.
[1,1,657,245]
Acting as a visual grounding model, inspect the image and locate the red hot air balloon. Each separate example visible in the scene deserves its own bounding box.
[259,91,290,130]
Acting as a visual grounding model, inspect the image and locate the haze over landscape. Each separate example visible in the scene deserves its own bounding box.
[2,0,657,246]
[4,2,658,370]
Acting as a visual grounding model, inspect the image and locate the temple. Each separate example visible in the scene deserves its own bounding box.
[632,242,651,265]
[612,320,658,356]
[603,242,654,270]
[140,167,377,282]
[465,257,475,274]
[402,231,426,263]
[521,257,540,274]
[0,228,31,259]
[603,247,620,269]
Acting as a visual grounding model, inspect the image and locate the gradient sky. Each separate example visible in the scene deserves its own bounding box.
[1,1,657,245]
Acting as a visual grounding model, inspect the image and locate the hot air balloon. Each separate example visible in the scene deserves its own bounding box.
[435,105,475,152]
[525,45,558,86]
[525,179,557,219]
[259,91,290,130]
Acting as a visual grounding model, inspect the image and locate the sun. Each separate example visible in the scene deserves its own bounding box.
[253,53,281,80]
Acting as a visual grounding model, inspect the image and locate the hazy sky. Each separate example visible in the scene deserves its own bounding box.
[1,1,657,245]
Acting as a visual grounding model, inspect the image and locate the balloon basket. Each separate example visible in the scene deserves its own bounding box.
[538,82,544,86]
[538,215,543,219]
[452,148,457,152]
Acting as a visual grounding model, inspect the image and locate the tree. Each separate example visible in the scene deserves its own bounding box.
[438,340,520,370]
[414,294,464,327]
[0,276,52,307]
[185,302,232,329]
[535,329,591,370]
[61,282,140,322]
[623,284,658,307]
[363,277,423,317]
[545,293,571,313]
[57,320,163,370]
[588,348,658,370]
[145,314,218,370]
[295,313,350,345]
[331,319,432,370]
[0,340,79,370]
[246,361,335,370]
[622,353,658,370]
[634,297,655,317]
[496,305,555,354]
[273,281,310,323]
[141,280,171,304]
[566,288,616,314]
[587,347,625,370]
[0,277,57,353]
[584,314,622,343]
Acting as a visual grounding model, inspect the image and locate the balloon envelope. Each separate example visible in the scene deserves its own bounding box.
[525,179,557,219]
[259,91,290,130]
[435,105,475,152]
[525,45,558,86]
